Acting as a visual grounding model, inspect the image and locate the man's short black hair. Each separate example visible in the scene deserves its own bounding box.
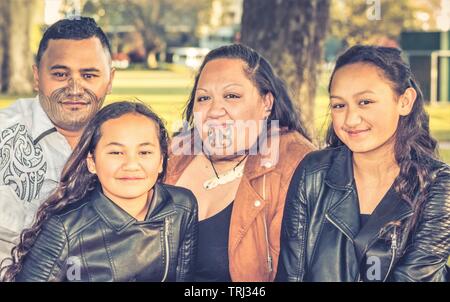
[36,17,112,66]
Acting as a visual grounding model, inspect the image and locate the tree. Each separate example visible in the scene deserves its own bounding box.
[330,0,441,47]
[241,0,330,138]
[0,0,37,94]
[82,0,211,59]
[0,0,8,92]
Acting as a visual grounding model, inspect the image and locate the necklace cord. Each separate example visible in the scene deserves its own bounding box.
[207,154,249,179]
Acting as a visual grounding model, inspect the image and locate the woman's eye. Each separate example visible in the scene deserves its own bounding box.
[139,151,153,156]
[359,99,372,106]
[225,94,240,99]
[196,96,210,102]
[331,103,345,109]
[108,151,122,155]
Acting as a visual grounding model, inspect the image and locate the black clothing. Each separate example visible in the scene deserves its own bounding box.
[195,202,233,282]
[16,183,198,282]
[277,145,450,282]
[359,214,371,228]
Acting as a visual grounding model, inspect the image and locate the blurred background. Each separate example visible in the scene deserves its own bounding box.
[0,0,449,163]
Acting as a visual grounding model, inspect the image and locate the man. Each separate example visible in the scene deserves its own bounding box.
[0,17,115,264]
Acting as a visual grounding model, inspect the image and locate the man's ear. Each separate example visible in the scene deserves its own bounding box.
[262,92,274,119]
[86,152,97,174]
[107,67,116,94]
[32,64,40,92]
[398,87,417,116]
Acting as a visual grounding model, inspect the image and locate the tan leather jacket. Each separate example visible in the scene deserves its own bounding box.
[164,130,315,281]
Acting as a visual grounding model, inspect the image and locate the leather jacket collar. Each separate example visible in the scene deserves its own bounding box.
[323,146,413,256]
[92,183,177,233]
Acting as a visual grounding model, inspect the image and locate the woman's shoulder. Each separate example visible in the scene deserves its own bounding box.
[413,159,450,260]
[271,131,316,174]
[279,130,316,154]
[297,145,348,172]
[50,192,99,235]
[428,159,450,195]
[159,183,198,212]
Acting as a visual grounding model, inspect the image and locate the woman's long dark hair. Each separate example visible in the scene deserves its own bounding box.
[0,101,169,281]
[183,43,310,140]
[326,45,438,230]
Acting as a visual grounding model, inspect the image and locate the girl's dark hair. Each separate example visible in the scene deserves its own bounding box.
[183,43,310,140]
[0,101,169,281]
[326,45,438,230]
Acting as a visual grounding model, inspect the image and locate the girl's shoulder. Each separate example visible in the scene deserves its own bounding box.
[159,183,198,213]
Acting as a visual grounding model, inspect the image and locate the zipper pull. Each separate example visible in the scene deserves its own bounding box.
[390,226,398,252]
[268,255,273,273]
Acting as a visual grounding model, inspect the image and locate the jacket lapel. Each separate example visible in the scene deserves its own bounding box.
[92,183,176,234]
[228,154,279,252]
[145,183,177,222]
[324,146,360,241]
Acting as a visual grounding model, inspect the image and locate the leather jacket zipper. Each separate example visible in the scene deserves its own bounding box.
[262,175,273,274]
[263,212,273,273]
[382,225,398,282]
[161,218,170,282]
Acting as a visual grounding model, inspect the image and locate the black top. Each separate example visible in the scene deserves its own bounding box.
[195,202,233,282]
[359,214,371,228]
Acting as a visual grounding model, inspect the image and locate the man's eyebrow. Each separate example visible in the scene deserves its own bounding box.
[49,65,69,70]
[80,68,101,73]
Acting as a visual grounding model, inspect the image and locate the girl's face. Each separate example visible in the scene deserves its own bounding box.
[329,62,415,156]
[193,58,273,158]
[87,113,163,205]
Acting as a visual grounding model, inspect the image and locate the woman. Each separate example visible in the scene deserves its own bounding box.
[1,101,198,282]
[165,44,315,281]
[277,45,450,282]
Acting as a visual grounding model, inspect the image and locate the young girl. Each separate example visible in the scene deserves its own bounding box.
[1,101,198,282]
[277,45,449,282]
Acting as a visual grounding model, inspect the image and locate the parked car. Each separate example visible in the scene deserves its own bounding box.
[167,47,210,70]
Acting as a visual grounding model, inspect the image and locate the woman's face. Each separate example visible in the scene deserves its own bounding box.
[193,58,273,159]
[329,62,415,156]
[87,113,163,205]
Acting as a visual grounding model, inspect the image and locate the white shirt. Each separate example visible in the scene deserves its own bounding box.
[0,97,72,262]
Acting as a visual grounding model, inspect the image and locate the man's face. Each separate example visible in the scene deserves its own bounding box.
[33,37,115,132]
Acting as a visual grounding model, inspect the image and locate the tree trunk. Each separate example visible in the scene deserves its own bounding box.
[241,0,330,139]
[7,0,35,95]
[0,1,9,92]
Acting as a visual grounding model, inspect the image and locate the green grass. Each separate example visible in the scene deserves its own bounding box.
[1,69,449,163]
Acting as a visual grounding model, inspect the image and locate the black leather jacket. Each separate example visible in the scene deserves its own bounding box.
[277,146,450,282]
[16,183,198,282]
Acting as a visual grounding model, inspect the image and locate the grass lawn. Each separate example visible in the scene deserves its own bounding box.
[1,68,449,163]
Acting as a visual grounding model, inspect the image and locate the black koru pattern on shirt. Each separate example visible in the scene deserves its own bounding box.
[0,123,47,202]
